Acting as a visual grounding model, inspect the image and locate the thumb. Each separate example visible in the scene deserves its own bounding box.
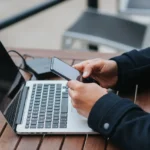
[67,80,82,90]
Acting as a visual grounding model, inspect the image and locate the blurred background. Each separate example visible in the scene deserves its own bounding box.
[0,0,150,53]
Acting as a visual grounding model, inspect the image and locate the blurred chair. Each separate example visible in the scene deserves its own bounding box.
[119,0,150,15]
[62,8,150,52]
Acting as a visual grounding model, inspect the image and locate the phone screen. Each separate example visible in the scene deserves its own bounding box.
[51,57,82,81]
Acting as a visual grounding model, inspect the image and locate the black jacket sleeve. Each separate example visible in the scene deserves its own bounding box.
[110,48,150,92]
[88,93,150,150]
[88,48,150,150]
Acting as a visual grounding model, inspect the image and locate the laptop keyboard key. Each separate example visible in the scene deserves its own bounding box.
[60,125,67,128]
[45,124,51,128]
[38,124,44,128]
[52,124,58,128]
[30,125,36,128]
[61,98,68,113]
[61,113,68,117]
[60,118,67,121]
[25,125,29,128]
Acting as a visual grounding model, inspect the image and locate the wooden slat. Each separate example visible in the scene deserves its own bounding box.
[62,135,85,150]
[39,135,64,150]
[7,48,120,60]
[107,142,120,150]
[0,124,20,150]
[0,112,6,136]
[16,136,42,150]
[84,135,105,150]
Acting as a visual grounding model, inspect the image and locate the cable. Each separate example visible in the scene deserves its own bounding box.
[19,67,34,75]
[8,50,35,76]
[8,50,53,80]
[22,54,34,59]
[8,50,27,69]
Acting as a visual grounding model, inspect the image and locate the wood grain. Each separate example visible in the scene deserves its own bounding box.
[62,135,85,150]
[84,135,105,150]
[39,135,64,150]
[0,124,20,150]
[0,112,6,136]
[107,142,120,150]
[16,136,42,150]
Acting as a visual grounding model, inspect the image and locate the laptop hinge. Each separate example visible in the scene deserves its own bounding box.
[16,86,29,125]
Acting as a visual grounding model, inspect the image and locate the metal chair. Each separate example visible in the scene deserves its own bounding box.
[62,8,150,52]
[119,0,150,15]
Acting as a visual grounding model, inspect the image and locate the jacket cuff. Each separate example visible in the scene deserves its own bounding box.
[110,50,137,72]
[110,49,150,91]
[110,50,137,90]
[88,92,140,137]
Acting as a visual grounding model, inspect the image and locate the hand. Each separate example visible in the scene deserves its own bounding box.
[73,58,118,88]
[67,80,108,118]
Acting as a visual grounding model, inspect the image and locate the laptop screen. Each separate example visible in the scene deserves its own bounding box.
[0,42,25,128]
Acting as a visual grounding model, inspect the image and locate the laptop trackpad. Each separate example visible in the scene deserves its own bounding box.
[71,107,77,113]
[71,106,87,120]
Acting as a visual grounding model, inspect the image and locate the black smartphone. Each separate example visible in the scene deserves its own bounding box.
[51,57,82,81]
[50,57,99,84]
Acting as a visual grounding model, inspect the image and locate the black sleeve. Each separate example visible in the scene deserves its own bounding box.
[88,92,150,150]
[110,48,150,92]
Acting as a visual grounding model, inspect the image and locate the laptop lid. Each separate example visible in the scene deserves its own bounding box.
[0,42,25,129]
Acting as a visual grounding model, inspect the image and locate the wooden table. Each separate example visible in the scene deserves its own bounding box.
[0,48,149,150]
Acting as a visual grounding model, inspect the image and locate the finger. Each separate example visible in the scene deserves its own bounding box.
[83,60,105,78]
[73,60,90,72]
[89,60,104,72]
[83,64,93,78]
[68,88,74,98]
[68,89,78,108]
[67,80,83,90]
[68,89,77,108]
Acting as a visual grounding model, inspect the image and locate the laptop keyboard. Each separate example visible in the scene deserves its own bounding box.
[25,83,68,129]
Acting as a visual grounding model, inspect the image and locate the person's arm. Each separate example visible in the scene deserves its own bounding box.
[88,92,150,150]
[111,48,150,91]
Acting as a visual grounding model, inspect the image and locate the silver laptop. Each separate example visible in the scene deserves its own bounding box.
[0,42,95,134]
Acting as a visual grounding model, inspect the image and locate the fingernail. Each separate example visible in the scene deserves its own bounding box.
[83,71,88,77]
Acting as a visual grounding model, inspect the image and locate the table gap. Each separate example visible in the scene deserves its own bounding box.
[37,135,45,150]
[14,136,22,150]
